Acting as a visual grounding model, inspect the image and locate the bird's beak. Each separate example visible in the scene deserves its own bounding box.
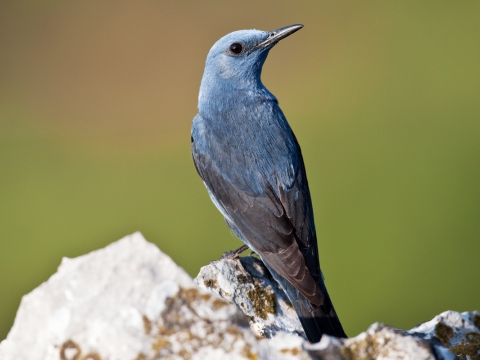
[251,24,304,52]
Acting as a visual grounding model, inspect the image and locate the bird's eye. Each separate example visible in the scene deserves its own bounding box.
[229,42,243,54]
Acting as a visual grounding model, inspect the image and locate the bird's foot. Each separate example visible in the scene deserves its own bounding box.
[220,244,249,260]
[219,245,254,283]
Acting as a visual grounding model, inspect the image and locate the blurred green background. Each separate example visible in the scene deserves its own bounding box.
[1,0,479,340]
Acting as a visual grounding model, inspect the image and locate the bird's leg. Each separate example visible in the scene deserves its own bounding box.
[220,244,250,260]
[220,244,254,283]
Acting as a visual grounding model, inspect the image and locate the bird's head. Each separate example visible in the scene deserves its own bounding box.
[199,24,303,100]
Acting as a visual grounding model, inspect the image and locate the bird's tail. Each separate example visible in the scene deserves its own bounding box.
[264,263,347,342]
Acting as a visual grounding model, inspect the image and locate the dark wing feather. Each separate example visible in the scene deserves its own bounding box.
[193,141,324,306]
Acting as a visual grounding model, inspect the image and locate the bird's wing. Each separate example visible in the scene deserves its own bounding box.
[192,138,324,306]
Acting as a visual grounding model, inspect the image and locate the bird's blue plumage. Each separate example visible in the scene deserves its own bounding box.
[194,30,299,197]
[191,25,346,342]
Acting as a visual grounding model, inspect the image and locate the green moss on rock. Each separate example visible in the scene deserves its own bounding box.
[340,331,384,360]
[474,314,480,331]
[435,321,454,346]
[246,283,277,320]
[204,278,218,289]
[449,332,480,360]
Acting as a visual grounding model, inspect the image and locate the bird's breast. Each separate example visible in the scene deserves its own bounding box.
[193,99,299,196]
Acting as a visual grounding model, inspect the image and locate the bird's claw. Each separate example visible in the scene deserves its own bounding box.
[220,244,249,260]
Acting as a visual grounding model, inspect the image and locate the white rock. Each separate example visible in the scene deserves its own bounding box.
[303,311,480,360]
[196,256,475,360]
[1,232,477,360]
[195,255,305,339]
[0,232,312,360]
[410,309,480,359]
[305,323,457,360]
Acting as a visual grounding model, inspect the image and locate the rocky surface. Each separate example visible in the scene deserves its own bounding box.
[0,233,309,360]
[411,310,480,359]
[196,255,480,360]
[1,232,478,360]
[194,255,305,339]
[305,322,456,360]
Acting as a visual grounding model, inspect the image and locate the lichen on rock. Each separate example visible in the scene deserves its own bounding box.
[305,322,456,360]
[195,255,305,339]
[0,232,477,360]
[246,283,277,320]
[0,233,313,360]
[411,310,480,360]
[435,321,454,346]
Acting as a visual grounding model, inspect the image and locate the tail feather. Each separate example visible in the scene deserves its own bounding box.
[263,262,347,342]
[295,285,347,342]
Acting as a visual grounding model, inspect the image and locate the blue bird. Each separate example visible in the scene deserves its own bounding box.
[191,24,347,342]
